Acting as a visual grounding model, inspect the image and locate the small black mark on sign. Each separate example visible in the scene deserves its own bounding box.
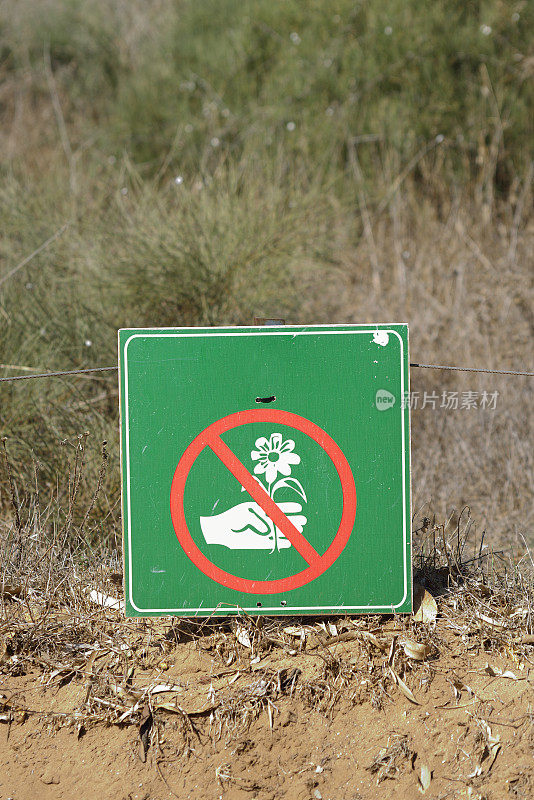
[256,396,276,404]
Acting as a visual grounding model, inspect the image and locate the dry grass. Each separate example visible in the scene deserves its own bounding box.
[0,1,532,552]
[0,188,532,552]
[1,458,533,745]
[0,4,532,796]
[1,473,533,799]
[368,733,413,783]
[299,192,534,549]
[0,2,532,536]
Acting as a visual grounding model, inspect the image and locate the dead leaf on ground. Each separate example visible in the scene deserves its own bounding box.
[467,764,483,778]
[283,626,306,638]
[479,719,501,767]
[418,764,432,793]
[155,700,218,716]
[475,610,507,628]
[138,703,153,763]
[412,584,437,623]
[363,631,389,652]
[1,584,23,599]
[449,675,476,700]
[109,572,123,587]
[149,683,184,695]
[236,627,252,648]
[483,663,518,680]
[402,639,432,661]
[327,622,338,637]
[87,589,124,612]
[387,635,397,666]
[390,668,420,704]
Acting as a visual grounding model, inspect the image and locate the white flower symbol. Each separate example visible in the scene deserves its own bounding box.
[251,433,300,485]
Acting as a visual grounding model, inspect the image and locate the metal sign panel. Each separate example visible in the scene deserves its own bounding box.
[119,324,411,616]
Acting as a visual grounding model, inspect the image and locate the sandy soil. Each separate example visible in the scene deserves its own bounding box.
[1,602,532,800]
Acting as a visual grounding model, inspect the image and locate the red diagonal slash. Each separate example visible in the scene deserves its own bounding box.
[170,409,356,595]
[208,435,321,565]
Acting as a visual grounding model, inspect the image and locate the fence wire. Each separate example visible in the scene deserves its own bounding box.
[0,362,532,383]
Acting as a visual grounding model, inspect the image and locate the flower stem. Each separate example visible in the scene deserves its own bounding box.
[267,479,278,552]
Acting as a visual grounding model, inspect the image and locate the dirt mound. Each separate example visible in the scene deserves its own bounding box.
[1,572,533,800]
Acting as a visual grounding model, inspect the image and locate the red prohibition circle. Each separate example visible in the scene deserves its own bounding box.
[169,409,356,594]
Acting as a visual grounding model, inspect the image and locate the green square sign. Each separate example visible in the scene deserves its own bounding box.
[119,324,411,616]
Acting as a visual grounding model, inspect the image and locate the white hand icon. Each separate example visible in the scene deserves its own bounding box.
[200,501,307,551]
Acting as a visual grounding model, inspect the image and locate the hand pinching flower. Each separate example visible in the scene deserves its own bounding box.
[201,431,307,554]
[249,432,306,552]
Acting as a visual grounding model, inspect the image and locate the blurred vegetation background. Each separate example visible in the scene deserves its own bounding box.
[0,0,532,550]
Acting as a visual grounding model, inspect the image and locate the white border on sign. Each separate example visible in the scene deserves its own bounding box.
[121,327,410,614]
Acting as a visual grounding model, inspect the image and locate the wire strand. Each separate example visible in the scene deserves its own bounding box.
[0,366,118,382]
[0,362,532,383]
[409,363,534,377]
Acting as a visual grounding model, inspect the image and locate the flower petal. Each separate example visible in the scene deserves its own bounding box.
[254,462,267,475]
[250,450,264,461]
[265,463,278,484]
[254,437,269,451]
[270,433,283,451]
[280,439,295,452]
[277,460,292,476]
[284,452,300,465]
